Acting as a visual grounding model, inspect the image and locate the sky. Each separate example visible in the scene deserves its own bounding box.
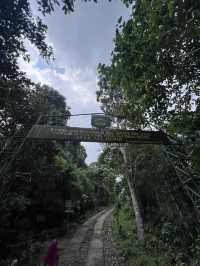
[19,0,130,163]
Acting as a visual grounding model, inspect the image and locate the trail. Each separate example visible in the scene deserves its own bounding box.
[85,208,113,266]
[57,207,124,266]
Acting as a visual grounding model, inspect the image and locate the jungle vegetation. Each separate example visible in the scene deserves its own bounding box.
[0,0,116,263]
[97,0,200,265]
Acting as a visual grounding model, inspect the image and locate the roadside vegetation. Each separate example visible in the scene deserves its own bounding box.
[0,84,116,265]
[113,202,169,266]
[113,199,200,266]
[0,0,118,263]
[98,143,200,265]
[96,1,200,265]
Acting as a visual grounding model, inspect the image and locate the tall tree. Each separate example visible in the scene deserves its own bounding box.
[97,1,200,262]
[0,0,53,80]
[97,0,200,127]
[120,145,144,241]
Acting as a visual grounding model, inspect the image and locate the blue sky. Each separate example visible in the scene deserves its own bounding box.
[19,0,130,163]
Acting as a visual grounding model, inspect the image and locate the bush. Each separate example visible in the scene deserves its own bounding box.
[112,202,169,266]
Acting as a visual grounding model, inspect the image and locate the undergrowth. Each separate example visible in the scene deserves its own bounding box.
[112,203,170,266]
[112,202,200,265]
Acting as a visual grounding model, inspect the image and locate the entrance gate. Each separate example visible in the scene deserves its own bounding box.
[1,113,199,213]
[27,124,171,145]
[24,114,199,213]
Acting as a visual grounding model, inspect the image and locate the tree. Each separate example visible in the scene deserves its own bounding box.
[97,2,200,260]
[0,0,53,80]
[0,0,131,81]
[0,79,32,136]
[120,145,144,241]
[0,85,67,212]
[97,0,200,127]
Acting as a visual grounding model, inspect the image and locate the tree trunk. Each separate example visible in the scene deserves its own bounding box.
[120,146,144,241]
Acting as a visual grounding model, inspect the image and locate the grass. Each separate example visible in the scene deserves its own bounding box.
[112,202,170,266]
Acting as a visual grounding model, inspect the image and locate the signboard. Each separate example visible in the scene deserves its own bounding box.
[65,200,74,214]
[27,125,170,144]
[65,200,73,209]
[91,114,111,128]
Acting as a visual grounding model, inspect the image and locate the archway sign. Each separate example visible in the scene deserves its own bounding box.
[27,124,170,144]
[27,114,171,145]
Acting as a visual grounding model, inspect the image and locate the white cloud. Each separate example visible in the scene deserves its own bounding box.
[19,52,99,110]
[43,0,130,68]
[19,45,102,164]
[19,0,130,163]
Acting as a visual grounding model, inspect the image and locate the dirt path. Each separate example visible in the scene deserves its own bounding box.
[56,207,124,266]
[85,208,114,266]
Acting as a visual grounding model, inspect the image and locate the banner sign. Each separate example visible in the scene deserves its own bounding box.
[91,114,111,128]
[27,125,170,144]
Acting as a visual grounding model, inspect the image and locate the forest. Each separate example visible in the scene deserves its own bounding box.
[1,0,200,265]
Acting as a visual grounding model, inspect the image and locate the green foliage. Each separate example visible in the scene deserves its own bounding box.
[37,0,112,15]
[0,84,88,260]
[98,145,123,173]
[100,142,200,264]
[0,0,121,81]
[0,0,52,80]
[97,0,200,126]
[113,202,169,266]
[94,148,120,206]
[0,81,118,261]
[96,1,200,264]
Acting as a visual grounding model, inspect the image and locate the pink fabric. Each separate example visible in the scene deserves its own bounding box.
[43,239,59,266]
